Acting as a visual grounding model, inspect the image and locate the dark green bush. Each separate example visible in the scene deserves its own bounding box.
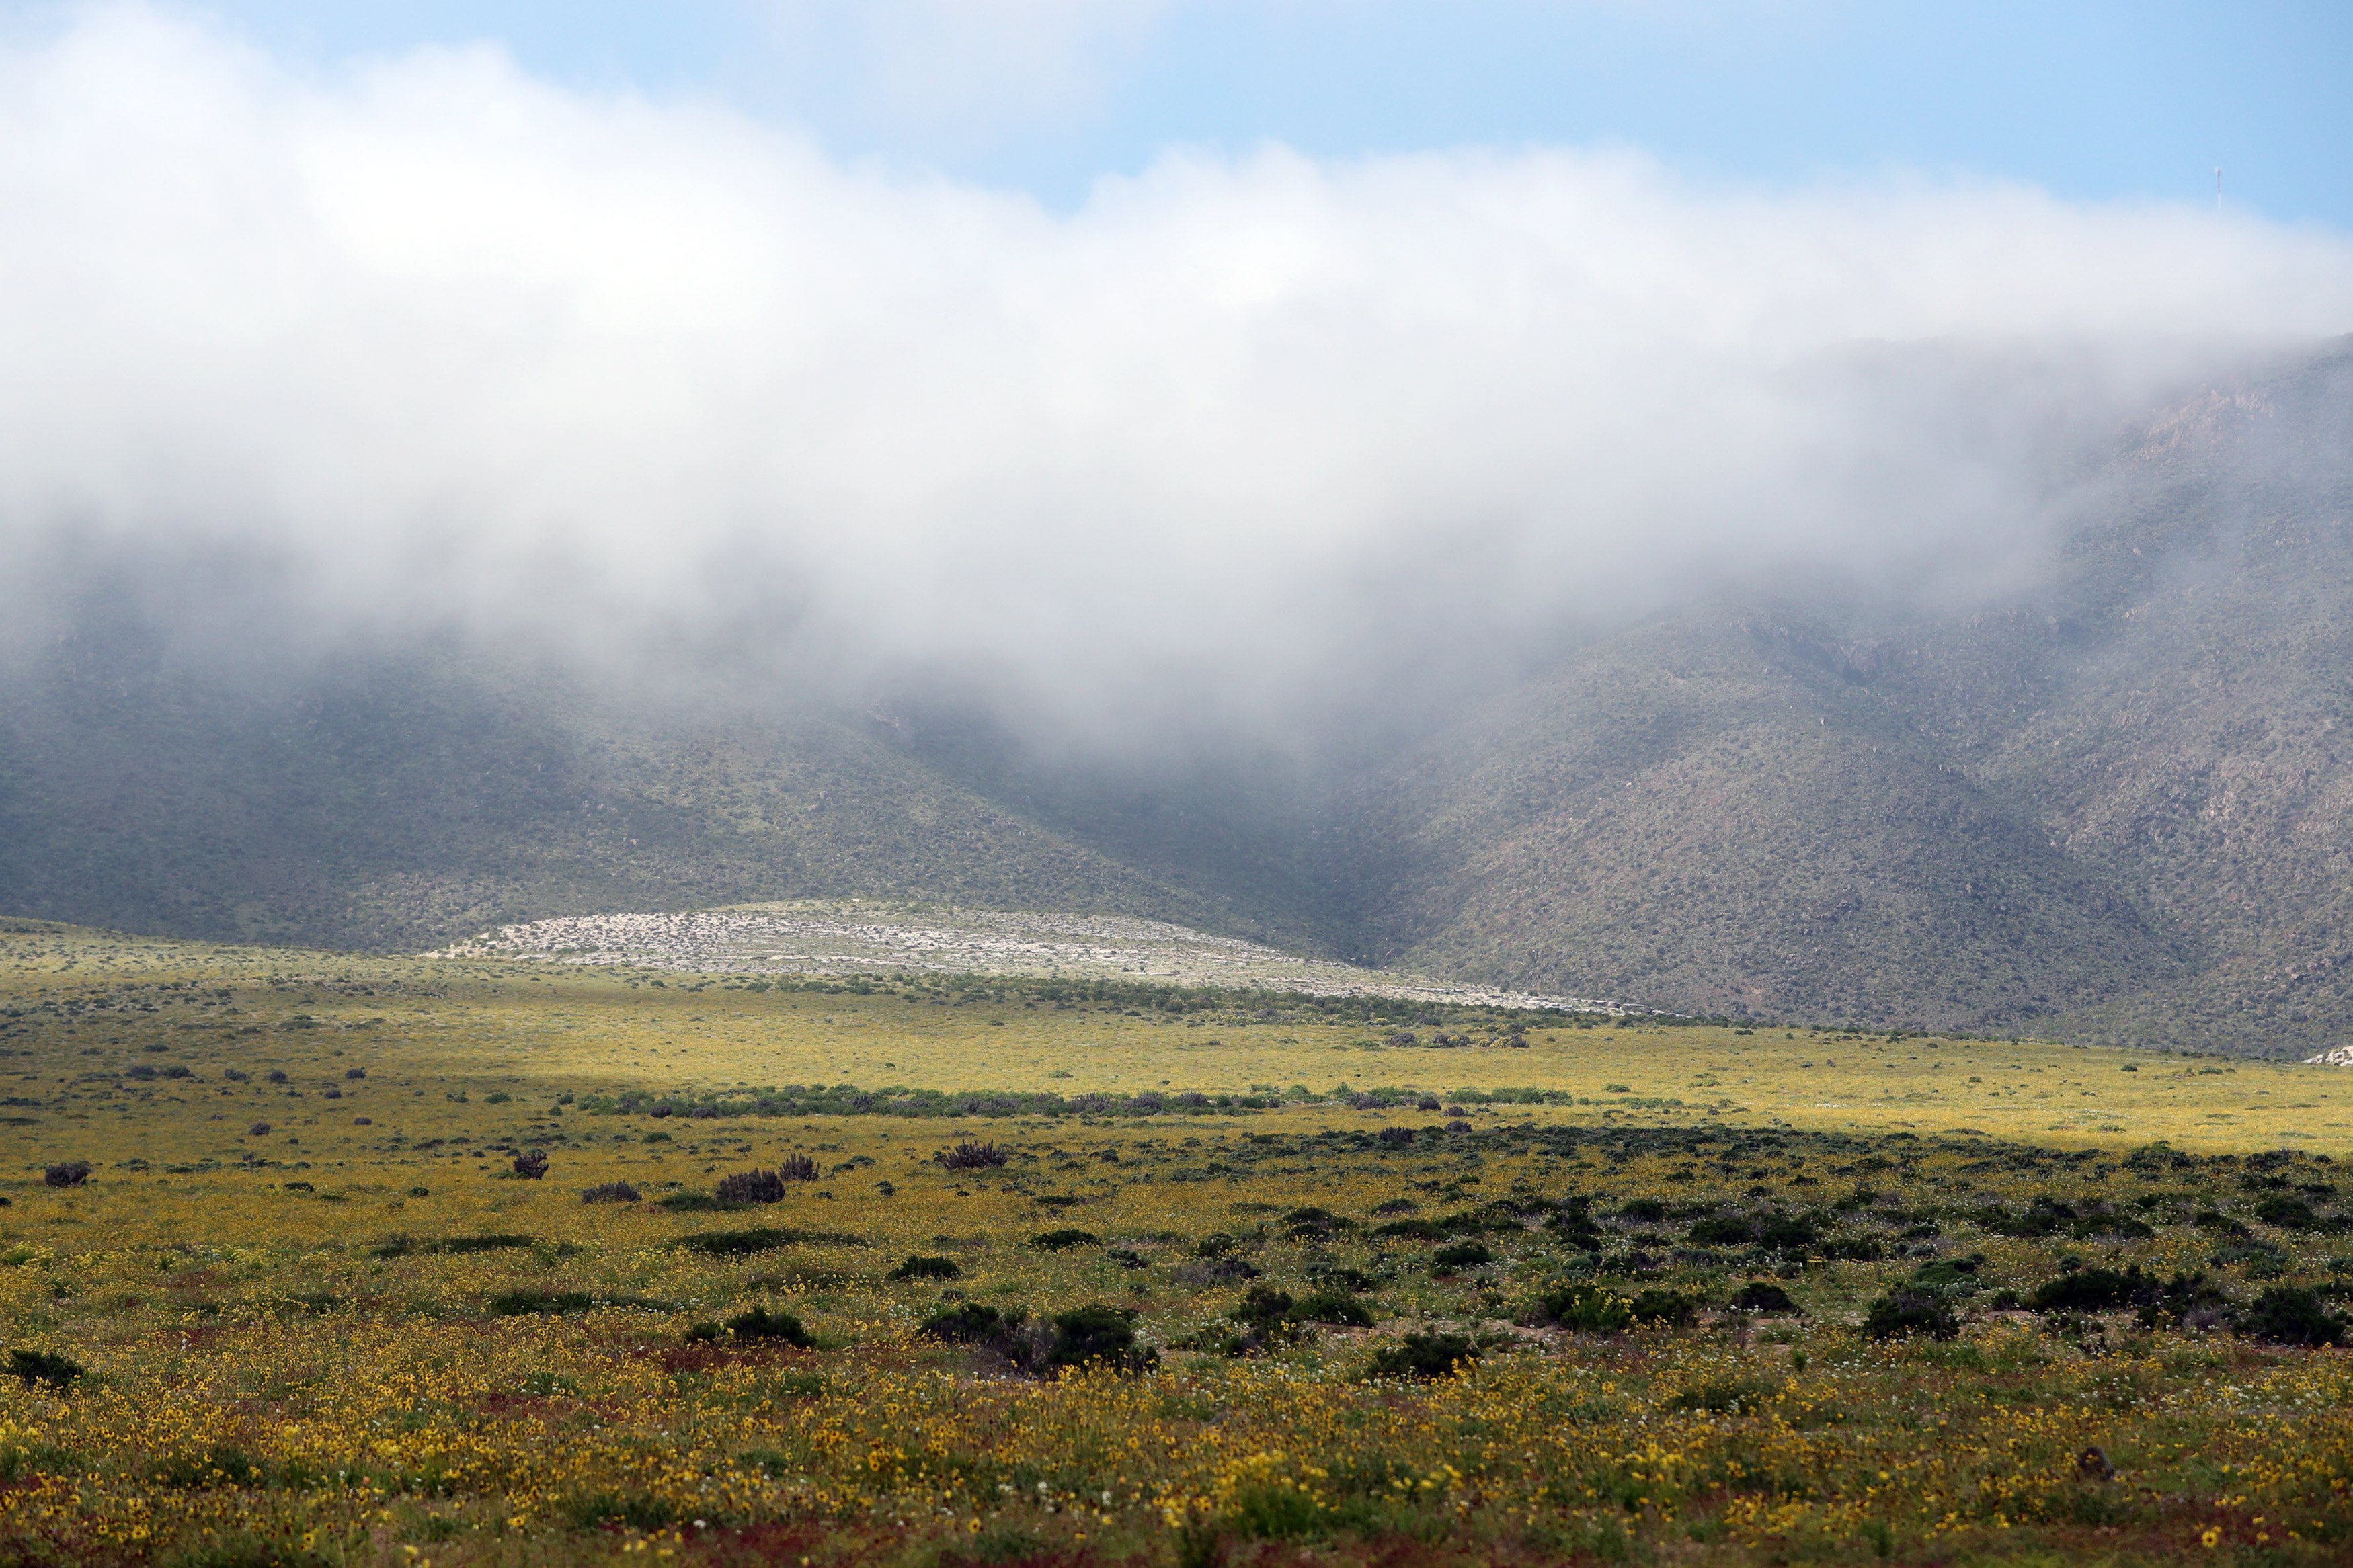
[889,1254,963,1280]
[490,1289,594,1316]
[1230,1286,1295,1328]
[1728,1280,1802,1315]
[1529,1283,1633,1333]
[1037,1305,1154,1372]
[2030,1267,2145,1314]
[1031,1229,1101,1251]
[919,1302,1008,1343]
[2242,1286,2344,1346]
[1366,1331,1478,1379]
[1862,1288,1959,1340]
[726,1307,813,1345]
[1298,1291,1373,1327]
[1430,1241,1494,1270]
[2254,1195,2328,1232]
[6,1348,83,1388]
[1627,1289,1696,1326]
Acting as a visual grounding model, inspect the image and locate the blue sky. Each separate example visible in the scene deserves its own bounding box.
[91,0,2353,224]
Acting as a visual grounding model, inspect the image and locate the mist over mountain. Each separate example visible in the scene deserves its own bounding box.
[3,9,2352,1054]
[7,339,2352,1057]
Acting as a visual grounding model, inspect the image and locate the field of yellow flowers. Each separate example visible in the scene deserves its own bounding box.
[6,917,2353,1566]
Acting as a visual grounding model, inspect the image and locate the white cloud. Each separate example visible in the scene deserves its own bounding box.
[1,5,2350,734]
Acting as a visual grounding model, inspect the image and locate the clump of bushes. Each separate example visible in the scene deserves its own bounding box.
[936,1141,1009,1171]
[888,1255,962,1280]
[715,1169,786,1206]
[1430,1241,1494,1271]
[582,1181,641,1204]
[512,1151,548,1180]
[778,1155,819,1182]
[42,1161,89,1189]
[917,1301,1154,1374]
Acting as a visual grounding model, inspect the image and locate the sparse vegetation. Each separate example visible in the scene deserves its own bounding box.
[3,923,2353,1563]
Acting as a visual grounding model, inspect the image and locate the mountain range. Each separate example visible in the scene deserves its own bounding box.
[3,339,2349,1055]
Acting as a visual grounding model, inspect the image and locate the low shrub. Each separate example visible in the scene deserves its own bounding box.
[511,1151,548,1180]
[715,1169,786,1206]
[1863,1288,1960,1340]
[1230,1286,1295,1328]
[1530,1283,1634,1333]
[42,1161,89,1189]
[581,1181,641,1204]
[2030,1267,2146,1314]
[1628,1289,1698,1327]
[6,1348,83,1388]
[2254,1195,2329,1232]
[936,1141,1009,1171]
[1035,1304,1154,1372]
[1030,1228,1101,1251]
[674,1227,863,1255]
[1430,1240,1494,1270]
[888,1254,963,1280]
[491,1289,594,1316]
[918,1302,1008,1343]
[727,1307,813,1345]
[1298,1291,1373,1327]
[1367,1331,1477,1380]
[2242,1286,2345,1346]
[778,1154,819,1182]
[1728,1280,1802,1315]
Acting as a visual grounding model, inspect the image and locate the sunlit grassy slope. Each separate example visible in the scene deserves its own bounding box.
[4,918,2346,1163]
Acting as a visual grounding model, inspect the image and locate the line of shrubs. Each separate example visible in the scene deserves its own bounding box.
[1858,1259,2350,1345]
[563,1081,1656,1122]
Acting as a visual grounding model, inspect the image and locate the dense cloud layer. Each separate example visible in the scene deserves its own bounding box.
[3,7,2351,740]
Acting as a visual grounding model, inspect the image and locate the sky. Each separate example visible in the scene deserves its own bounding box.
[67,0,2353,226]
[1,2,2350,743]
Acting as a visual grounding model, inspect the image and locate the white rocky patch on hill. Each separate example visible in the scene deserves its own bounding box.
[432,900,1652,1016]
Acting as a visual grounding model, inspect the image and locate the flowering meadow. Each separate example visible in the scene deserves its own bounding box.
[5,919,2353,1565]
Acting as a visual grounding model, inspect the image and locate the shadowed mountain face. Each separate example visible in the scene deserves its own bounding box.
[1,342,2349,1053]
